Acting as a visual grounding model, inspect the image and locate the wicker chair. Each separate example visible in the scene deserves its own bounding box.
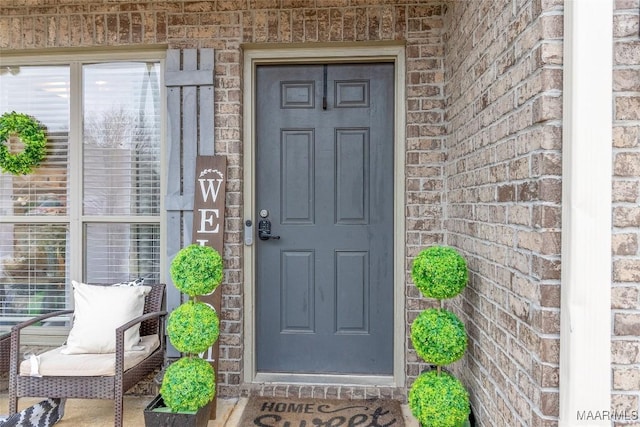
[0,332,9,375]
[8,283,167,427]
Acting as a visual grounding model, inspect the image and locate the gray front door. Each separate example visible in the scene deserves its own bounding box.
[255,63,394,375]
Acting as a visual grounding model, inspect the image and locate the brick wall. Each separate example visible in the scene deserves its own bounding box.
[443,1,563,426]
[613,0,640,423]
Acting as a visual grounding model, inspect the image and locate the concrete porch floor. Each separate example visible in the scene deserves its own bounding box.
[0,393,418,426]
[0,394,246,426]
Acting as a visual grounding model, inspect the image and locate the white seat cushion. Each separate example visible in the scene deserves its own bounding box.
[20,335,160,377]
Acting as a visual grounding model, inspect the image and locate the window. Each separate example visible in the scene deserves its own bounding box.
[0,53,164,331]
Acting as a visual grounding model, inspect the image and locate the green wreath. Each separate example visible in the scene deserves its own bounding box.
[0,111,47,175]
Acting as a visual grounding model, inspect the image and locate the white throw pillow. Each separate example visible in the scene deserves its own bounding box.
[61,281,152,354]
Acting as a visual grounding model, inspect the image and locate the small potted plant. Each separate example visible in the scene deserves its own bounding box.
[144,244,223,427]
[408,245,472,427]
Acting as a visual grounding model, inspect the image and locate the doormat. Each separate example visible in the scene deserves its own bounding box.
[237,396,405,427]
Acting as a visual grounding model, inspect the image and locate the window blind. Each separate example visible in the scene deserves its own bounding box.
[83,62,161,217]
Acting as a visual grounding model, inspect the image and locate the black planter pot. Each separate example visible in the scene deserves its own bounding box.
[143,394,212,427]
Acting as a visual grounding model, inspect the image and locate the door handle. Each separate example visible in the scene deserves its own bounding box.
[258,218,280,240]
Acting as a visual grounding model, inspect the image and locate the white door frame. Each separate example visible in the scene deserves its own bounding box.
[242,43,406,387]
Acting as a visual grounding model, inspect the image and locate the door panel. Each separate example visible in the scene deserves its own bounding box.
[282,130,314,223]
[256,63,394,375]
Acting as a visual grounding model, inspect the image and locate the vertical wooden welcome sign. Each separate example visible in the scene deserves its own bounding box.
[191,155,226,418]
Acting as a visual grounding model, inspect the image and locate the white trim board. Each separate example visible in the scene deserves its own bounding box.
[560,1,613,425]
[241,43,406,387]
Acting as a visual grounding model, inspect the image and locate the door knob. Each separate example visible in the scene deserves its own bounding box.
[258,218,280,240]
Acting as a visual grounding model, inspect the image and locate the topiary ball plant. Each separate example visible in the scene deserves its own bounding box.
[160,357,216,413]
[167,300,220,354]
[170,244,223,297]
[409,245,472,426]
[160,244,224,413]
[411,308,467,366]
[411,246,468,300]
[409,370,470,427]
